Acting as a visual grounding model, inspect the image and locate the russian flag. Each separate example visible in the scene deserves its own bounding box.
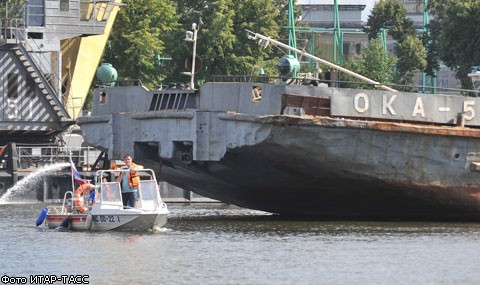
[71,161,87,185]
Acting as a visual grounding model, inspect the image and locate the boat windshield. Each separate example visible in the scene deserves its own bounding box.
[138,180,161,210]
[100,182,122,204]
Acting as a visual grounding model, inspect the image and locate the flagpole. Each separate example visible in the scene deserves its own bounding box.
[70,153,75,191]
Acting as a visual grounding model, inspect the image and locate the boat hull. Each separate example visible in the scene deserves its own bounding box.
[46,213,168,231]
[159,116,480,220]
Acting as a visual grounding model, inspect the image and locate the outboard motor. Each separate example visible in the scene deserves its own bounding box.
[57,217,71,231]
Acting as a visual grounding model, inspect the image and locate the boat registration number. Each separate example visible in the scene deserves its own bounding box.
[93,215,120,223]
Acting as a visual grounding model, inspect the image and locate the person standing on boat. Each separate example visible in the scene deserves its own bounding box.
[99,176,115,202]
[116,154,141,207]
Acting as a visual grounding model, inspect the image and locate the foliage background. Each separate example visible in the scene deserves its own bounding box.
[102,0,292,90]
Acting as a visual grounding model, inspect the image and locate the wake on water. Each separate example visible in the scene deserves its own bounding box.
[0,162,71,204]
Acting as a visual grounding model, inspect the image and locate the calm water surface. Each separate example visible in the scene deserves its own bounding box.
[1,203,480,285]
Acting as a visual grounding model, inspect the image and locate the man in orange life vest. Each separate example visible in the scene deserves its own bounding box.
[116,154,140,207]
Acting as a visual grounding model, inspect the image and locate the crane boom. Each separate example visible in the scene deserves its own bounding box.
[246,29,397,92]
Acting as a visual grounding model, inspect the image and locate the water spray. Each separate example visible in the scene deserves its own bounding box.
[0,162,70,204]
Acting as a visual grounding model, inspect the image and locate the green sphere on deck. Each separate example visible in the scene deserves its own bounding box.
[277,55,300,77]
[96,63,118,83]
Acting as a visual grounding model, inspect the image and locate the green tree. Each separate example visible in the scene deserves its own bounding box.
[0,1,26,22]
[427,0,447,12]
[229,0,280,75]
[102,0,179,89]
[364,0,426,87]
[162,0,237,85]
[422,19,441,77]
[395,34,427,87]
[198,0,236,80]
[342,38,397,89]
[364,0,414,41]
[427,0,480,88]
[164,0,286,85]
[423,0,448,78]
[102,1,301,87]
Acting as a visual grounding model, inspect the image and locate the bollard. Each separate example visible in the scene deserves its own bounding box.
[456,112,465,127]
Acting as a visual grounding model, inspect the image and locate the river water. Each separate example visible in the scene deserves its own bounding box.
[1,202,480,285]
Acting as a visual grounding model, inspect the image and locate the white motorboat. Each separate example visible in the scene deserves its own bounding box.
[37,168,169,231]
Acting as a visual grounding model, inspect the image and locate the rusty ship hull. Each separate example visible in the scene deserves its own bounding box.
[159,115,480,220]
[77,80,480,220]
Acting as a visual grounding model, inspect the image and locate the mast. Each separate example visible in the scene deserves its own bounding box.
[288,0,297,58]
[288,0,298,77]
[333,0,343,64]
[421,0,436,93]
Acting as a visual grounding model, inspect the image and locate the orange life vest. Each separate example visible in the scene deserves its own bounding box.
[122,163,140,189]
[128,168,140,189]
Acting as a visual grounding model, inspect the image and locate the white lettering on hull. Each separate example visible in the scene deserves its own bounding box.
[354,93,369,113]
[412,97,426,118]
[351,93,478,122]
[463,101,475,121]
[383,94,397,116]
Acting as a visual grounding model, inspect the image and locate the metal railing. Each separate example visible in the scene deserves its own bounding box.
[17,145,102,170]
[0,2,25,39]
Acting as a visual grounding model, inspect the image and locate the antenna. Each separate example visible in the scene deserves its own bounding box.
[182,21,200,89]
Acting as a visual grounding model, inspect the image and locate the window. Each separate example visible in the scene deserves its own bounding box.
[7,73,19,100]
[99,91,107,104]
[343,43,350,57]
[27,77,35,120]
[27,0,45,27]
[80,0,92,20]
[7,73,19,119]
[80,0,113,22]
[60,0,69,11]
[252,85,262,102]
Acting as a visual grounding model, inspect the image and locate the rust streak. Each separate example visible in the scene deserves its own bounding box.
[271,115,480,139]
